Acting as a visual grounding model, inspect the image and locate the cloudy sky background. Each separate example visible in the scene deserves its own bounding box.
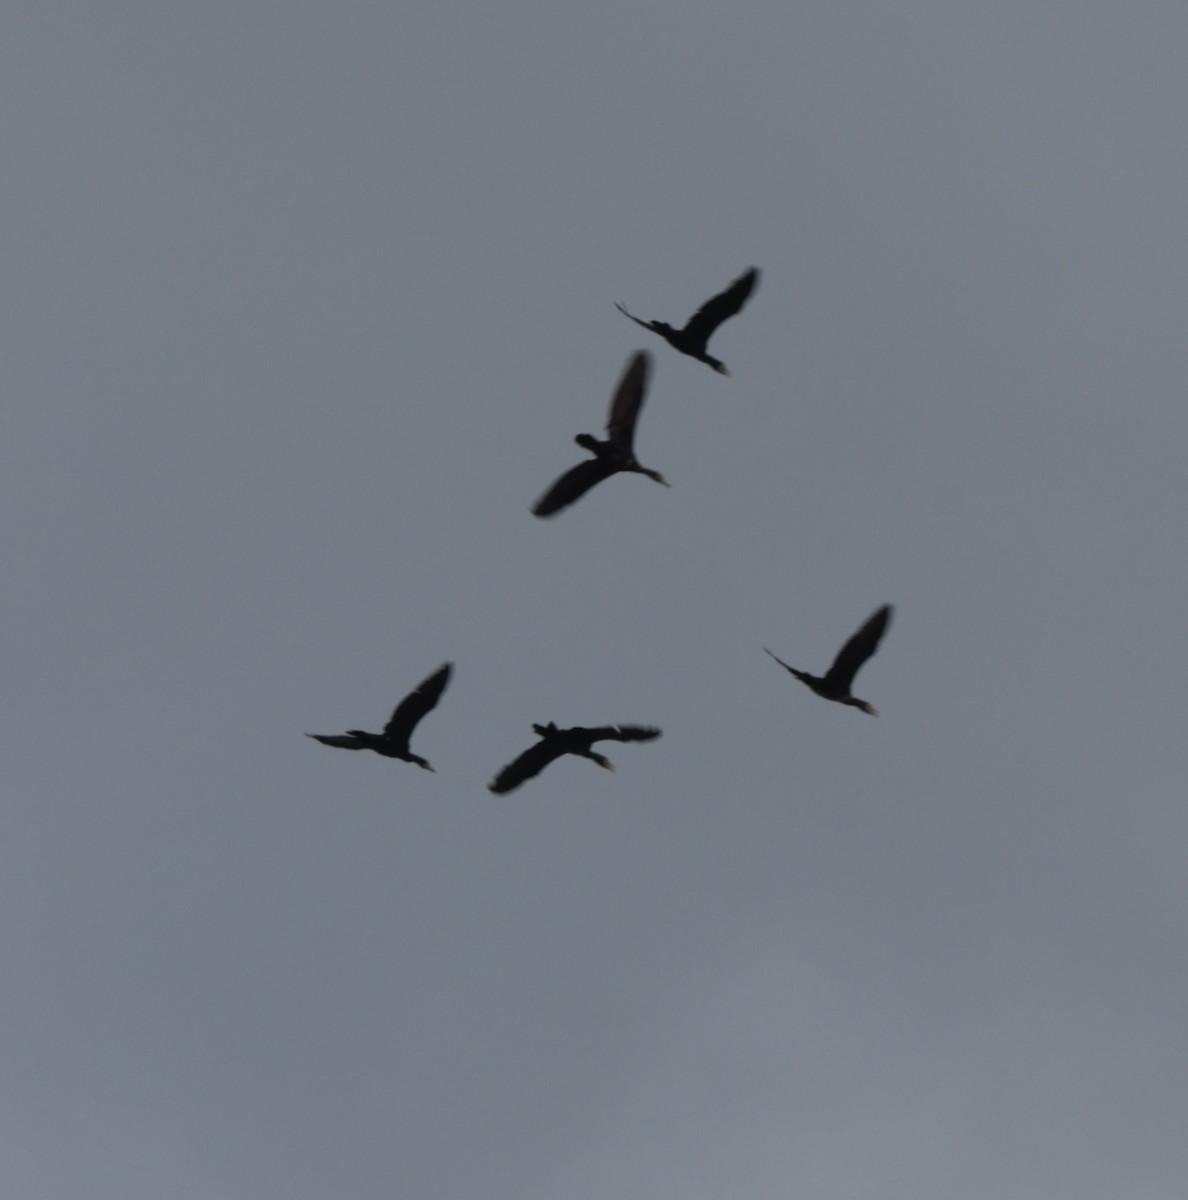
[3,3,1187,1197]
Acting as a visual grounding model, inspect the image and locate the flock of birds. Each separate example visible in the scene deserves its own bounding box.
[307,267,893,792]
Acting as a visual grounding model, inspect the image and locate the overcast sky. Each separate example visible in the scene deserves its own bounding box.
[3,3,1187,1197]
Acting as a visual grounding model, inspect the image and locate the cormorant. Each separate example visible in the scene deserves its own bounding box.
[614,267,759,374]
[488,722,661,793]
[306,662,452,769]
[532,350,668,518]
[764,605,892,715]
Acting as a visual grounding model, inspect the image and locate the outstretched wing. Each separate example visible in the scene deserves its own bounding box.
[384,662,453,740]
[824,605,893,690]
[488,738,568,794]
[587,724,662,745]
[605,350,651,448]
[531,458,616,518]
[306,733,365,749]
[682,267,760,342]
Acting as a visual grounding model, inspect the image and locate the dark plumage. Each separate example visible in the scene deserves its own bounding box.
[488,722,661,794]
[306,662,452,769]
[531,350,668,518]
[614,267,759,374]
[764,605,892,715]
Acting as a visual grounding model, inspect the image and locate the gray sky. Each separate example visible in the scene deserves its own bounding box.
[3,3,1187,1197]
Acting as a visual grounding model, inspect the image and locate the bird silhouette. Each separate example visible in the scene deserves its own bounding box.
[764,605,892,715]
[306,662,452,769]
[488,722,661,793]
[614,267,759,374]
[531,350,668,518]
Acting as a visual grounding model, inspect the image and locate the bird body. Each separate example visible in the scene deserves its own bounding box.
[615,267,759,374]
[532,350,668,518]
[488,722,661,793]
[764,605,892,715]
[306,662,452,769]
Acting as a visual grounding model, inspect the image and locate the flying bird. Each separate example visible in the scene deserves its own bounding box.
[306,662,452,769]
[488,722,661,794]
[614,267,759,374]
[531,350,668,518]
[764,605,892,715]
